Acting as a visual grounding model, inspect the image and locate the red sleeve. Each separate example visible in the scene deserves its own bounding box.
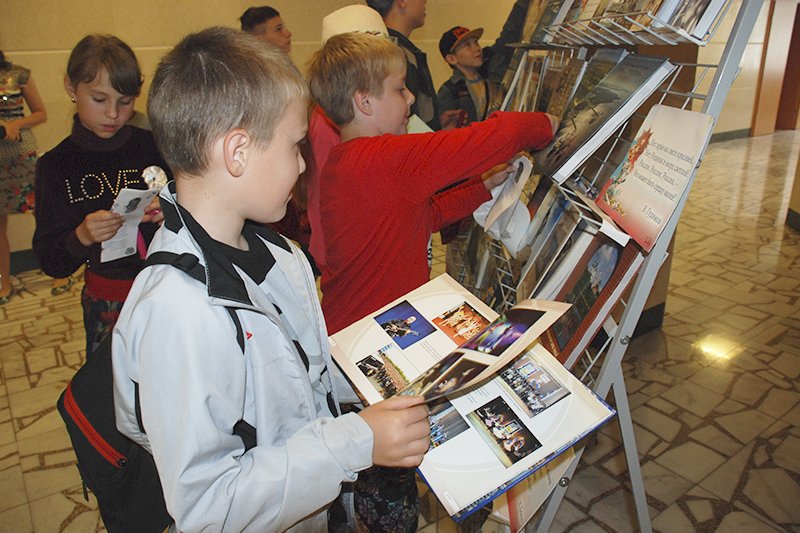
[430,176,492,231]
[366,111,553,206]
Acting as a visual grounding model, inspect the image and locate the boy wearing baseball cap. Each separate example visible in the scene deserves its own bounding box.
[437,25,504,127]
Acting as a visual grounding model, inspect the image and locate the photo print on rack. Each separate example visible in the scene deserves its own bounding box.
[551,240,620,349]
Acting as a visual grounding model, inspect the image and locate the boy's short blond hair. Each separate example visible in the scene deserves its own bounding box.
[147,26,307,176]
[307,32,405,128]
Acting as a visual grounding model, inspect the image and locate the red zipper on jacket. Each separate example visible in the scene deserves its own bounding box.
[63,382,127,468]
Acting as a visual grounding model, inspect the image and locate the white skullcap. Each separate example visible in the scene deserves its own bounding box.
[321,5,389,43]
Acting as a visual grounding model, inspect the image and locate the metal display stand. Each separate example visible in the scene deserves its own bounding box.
[542,0,738,47]
[461,0,765,530]
[535,0,763,530]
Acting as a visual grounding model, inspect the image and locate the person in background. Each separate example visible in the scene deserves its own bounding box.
[437,26,503,127]
[32,35,168,355]
[240,5,293,52]
[366,0,443,130]
[0,50,47,304]
[437,0,531,129]
[240,5,313,262]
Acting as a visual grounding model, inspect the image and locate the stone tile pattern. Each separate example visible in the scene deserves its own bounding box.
[0,267,107,532]
[2,131,800,532]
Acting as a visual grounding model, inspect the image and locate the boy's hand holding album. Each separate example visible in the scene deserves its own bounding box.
[358,395,431,468]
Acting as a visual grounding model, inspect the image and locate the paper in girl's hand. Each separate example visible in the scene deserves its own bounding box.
[100,166,168,263]
[100,187,160,263]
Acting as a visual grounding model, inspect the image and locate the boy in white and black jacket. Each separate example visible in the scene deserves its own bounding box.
[111,27,430,533]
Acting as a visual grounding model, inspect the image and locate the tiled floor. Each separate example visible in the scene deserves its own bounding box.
[1,129,800,532]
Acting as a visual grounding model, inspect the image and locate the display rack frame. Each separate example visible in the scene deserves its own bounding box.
[454,0,766,530]
[538,0,763,529]
[543,0,737,47]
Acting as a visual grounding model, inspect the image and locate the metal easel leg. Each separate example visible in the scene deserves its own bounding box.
[529,444,585,532]
[611,371,652,533]
[529,366,651,533]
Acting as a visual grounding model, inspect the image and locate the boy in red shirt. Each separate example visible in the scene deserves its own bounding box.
[307,32,558,335]
[308,32,558,532]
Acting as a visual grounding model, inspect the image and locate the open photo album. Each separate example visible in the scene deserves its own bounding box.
[329,275,616,520]
[331,275,569,404]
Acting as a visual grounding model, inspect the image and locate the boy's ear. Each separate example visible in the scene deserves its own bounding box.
[354,90,373,117]
[222,129,251,177]
[445,53,459,68]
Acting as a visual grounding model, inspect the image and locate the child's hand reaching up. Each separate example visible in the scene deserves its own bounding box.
[358,395,431,468]
[76,210,124,246]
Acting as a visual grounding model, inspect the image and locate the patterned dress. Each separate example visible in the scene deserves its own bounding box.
[1,64,38,215]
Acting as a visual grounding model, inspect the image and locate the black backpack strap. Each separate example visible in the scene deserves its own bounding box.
[142,251,254,448]
[134,382,145,434]
[145,251,206,283]
[233,420,257,452]
[133,380,256,452]
[144,252,244,352]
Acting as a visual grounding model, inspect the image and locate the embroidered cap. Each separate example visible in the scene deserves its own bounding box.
[439,26,484,59]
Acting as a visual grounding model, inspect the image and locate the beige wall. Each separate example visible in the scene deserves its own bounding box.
[694,0,771,133]
[751,0,796,135]
[0,0,772,253]
[1,0,517,155]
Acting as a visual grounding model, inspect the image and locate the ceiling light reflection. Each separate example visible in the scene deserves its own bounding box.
[693,334,741,360]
